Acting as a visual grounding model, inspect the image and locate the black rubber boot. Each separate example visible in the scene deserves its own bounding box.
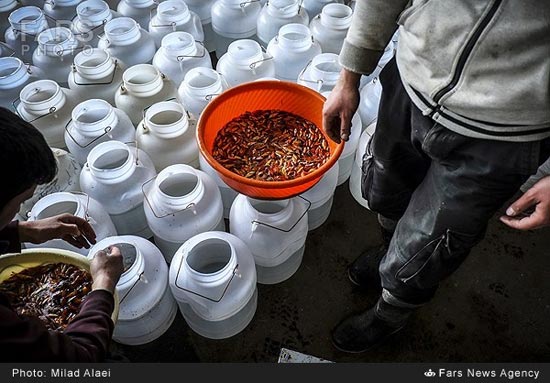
[331,298,412,353]
[347,227,393,289]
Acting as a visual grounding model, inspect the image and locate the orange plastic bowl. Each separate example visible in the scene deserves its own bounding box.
[197,80,344,199]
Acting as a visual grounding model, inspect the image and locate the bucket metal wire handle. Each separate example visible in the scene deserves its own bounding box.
[64,118,113,148]
[41,13,81,37]
[71,17,109,38]
[119,271,145,304]
[240,0,260,9]
[12,95,57,123]
[50,44,85,57]
[251,195,311,232]
[141,176,197,219]
[297,59,324,92]
[266,0,303,14]
[174,256,240,303]
[203,72,230,101]
[124,140,141,165]
[0,41,16,57]
[149,0,176,29]
[70,59,119,86]
[96,32,110,47]
[249,44,273,70]
[176,40,206,61]
[84,140,141,169]
[141,96,185,131]
[71,191,92,222]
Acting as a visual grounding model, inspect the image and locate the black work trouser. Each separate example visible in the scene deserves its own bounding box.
[361,59,550,307]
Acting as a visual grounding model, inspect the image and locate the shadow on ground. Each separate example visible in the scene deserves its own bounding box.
[112,182,550,362]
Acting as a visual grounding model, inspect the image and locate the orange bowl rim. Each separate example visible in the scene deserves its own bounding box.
[197,80,345,189]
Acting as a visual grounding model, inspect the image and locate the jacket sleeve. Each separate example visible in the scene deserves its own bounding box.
[339,0,409,74]
[0,221,22,255]
[520,158,550,192]
[0,289,115,362]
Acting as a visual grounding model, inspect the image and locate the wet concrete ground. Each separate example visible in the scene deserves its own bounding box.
[112,181,550,362]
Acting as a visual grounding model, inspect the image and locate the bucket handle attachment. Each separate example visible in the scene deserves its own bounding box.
[174,257,240,303]
[298,59,324,92]
[119,70,167,93]
[12,95,58,123]
[249,45,273,71]
[204,72,230,101]
[10,10,48,39]
[119,271,145,304]
[149,0,177,30]
[71,18,109,39]
[176,40,206,61]
[265,0,303,14]
[141,176,197,219]
[148,11,177,30]
[84,140,141,169]
[71,191,92,222]
[70,59,119,86]
[240,0,260,9]
[0,41,16,57]
[64,118,113,148]
[251,195,311,232]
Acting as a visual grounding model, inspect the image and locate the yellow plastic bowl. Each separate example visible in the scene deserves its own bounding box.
[0,248,119,325]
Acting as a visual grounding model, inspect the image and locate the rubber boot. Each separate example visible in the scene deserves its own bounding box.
[331,297,412,353]
[347,226,393,289]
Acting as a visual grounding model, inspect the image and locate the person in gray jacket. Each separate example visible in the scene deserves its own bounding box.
[324,0,550,353]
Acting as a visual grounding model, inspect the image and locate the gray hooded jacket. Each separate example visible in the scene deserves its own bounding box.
[340,0,550,143]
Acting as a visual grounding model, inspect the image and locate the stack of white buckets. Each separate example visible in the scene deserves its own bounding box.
[1,0,391,343]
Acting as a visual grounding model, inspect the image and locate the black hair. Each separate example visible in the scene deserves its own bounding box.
[0,107,57,208]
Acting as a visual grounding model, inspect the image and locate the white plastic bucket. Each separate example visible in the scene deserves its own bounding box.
[80,141,157,237]
[230,195,308,284]
[88,235,177,345]
[136,100,200,171]
[143,164,224,262]
[26,192,117,254]
[169,231,257,339]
